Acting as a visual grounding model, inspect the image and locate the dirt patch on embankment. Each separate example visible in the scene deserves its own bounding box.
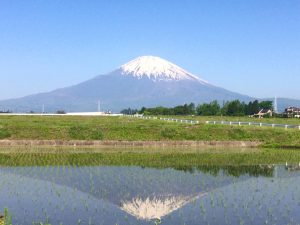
[0,140,261,148]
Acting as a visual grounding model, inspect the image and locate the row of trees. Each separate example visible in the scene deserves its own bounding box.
[140,103,196,115]
[121,100,273,116]
[121,103,196,116]
[197,100,273,116]
[0,110,12,113]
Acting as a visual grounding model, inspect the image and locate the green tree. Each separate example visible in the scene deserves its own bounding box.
[246,100,260,115]
[121,108,138,115]
[259,101,273,110]
[138,103,196,116]
[223,100,246,116]
[197,100,221,116]
[188,103,196,115]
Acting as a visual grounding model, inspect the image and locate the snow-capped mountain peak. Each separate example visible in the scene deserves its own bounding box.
[120,56,208,83]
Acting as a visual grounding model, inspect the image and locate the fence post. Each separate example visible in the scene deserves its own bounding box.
[272,124,275,128]
[239,122,241,126]
[230,121,232,125]
[298,126,300,130]
[285,125,288,130]
[249,122,251,126]
[260,123,262,127]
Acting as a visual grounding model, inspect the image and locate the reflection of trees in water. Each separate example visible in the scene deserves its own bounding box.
[127,165,275,178]
[285,163,300,171]
[162,164,274,177]
[193,165,274,177]
[0,152,276,177]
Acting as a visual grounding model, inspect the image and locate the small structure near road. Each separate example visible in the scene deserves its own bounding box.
[254,109,273,118]
[285,107,300,118]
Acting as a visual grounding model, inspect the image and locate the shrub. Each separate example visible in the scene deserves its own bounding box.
[160,128,178,139]
[0,129,11,139]
[69,125,104,140]
[56,110,66,114]
[90,129,104,140]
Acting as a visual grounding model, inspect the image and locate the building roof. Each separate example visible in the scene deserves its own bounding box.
[286,107,300,111]
[260,109,271,114]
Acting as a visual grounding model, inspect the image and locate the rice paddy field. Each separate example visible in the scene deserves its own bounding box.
[1,115,300,224]
[0,147,300,225]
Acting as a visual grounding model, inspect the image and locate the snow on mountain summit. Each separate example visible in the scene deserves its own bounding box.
[120,56,208,83]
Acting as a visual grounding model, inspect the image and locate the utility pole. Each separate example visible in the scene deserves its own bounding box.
[274,96,278,114]
[42,104,45,114]
[98,100,101,112]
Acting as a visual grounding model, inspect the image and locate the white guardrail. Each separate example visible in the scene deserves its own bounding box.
[125,115,200,125]
[125,115,300,130]
[206,121,300,130]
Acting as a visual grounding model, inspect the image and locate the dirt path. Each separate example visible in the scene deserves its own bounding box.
[0,140,261,148]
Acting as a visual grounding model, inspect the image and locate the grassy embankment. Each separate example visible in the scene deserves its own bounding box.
[0,115,300,148]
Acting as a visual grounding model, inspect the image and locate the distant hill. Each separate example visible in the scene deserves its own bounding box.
[0,56,299,113]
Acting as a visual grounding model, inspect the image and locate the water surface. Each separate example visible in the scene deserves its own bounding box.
[0,164,299,225]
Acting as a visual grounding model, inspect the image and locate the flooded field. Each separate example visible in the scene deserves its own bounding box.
[0,156,299,225]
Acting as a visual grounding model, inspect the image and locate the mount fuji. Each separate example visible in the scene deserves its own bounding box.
[0,56,294,112]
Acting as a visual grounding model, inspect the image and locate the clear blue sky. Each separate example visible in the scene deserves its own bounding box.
[1,0,299,100]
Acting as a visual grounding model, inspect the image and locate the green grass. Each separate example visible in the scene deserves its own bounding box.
[0,115,300,147]
[0,147,299,167]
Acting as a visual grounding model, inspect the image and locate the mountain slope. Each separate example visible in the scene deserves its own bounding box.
[0,56,298,112]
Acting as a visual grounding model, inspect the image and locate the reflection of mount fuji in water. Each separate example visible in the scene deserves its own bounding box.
[1,165,299,224]
[121,194,204,220]
[1,166,241,221]
[0,166,300,225]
